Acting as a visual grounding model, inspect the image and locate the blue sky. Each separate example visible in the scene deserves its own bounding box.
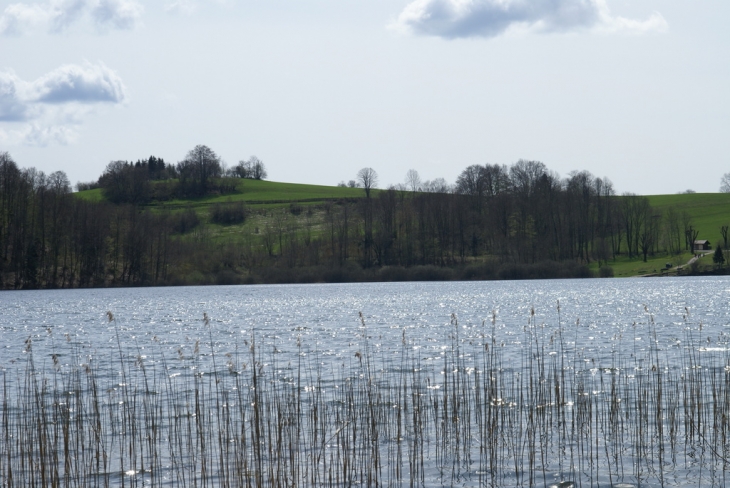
[1,0,728,194]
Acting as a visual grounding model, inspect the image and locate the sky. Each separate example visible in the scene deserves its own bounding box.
[0,0,728,195]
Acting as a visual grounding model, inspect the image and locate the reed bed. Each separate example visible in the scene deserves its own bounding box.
[1,307,730,487]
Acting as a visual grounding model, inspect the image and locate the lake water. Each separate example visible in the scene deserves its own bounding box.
[2,277,730,487]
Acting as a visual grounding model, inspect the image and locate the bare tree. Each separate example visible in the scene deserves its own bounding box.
[249,156,267,180]
[510,159,547,197]
[405,169,421,192]
[721,173,730,193]
[721,225,729,249]
[455,165,484,197]
[48,171,71,194]
[357,167,378,198]
[234,156,267,180]
[422,178,450,193]
[177,144,222,195]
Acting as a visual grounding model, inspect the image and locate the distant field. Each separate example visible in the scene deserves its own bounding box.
[591,252,695,278]
[75,179,366,207]
[647,193,730,245]
[161,180,365,207]
[600,192,730,277]
[75,188,105,202]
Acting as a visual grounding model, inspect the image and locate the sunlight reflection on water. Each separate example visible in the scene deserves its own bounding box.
[2,276,730,486]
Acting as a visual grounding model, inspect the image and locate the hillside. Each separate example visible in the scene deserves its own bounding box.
[76,179,366,207]
[647,193,730,245]
[75,184,730,278]
[77,183,730,239]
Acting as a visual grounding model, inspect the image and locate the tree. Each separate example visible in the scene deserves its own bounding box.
[455,165,484,197]
[177,145,222,196]
[249,156,267,180]
[713,244,725,266]
[720,173,730,193]
[99,161,151,204]
[685,226,700,255]
[405,169,421,192]
[422,178,450,193]
[509,160,547,197]
[357,167,378,198]
[48,171,70,195]
[234,156,267,180]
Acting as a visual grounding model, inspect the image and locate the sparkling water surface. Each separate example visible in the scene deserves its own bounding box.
[3,277,729,362]
[2,277,730,487]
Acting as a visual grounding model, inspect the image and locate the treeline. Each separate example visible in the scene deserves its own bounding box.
[315,160,696,273]
[0,151,703,289]
[446,161,696,264]
[83,145,268,204]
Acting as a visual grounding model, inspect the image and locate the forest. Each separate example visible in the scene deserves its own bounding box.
[0,147,716,289]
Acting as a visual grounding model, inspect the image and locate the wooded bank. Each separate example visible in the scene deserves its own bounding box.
[0,152,725,289]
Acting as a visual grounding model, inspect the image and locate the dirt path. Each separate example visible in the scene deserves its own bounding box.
[639,251,712,277]
[676,251,712,271]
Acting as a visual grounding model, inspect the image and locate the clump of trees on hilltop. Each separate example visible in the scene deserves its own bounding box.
[0,148,714,289]
[93,145,267,204]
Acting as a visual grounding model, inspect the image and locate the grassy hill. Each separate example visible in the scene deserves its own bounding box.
[162,179,365,207]
[77,183,730,236]
[647,193,730,245]
[76,179,366,207]
[599,193,730,277]
[76,183,730,278]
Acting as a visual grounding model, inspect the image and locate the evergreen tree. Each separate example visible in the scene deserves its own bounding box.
[713,244,725,266]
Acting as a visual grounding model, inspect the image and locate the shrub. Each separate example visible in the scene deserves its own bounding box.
[215,269,242,285]
[171,208,200,234]
[598,265,614,278]
[289,202,303,216]
[210,202,247,225]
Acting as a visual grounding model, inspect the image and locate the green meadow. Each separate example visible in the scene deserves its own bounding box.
[161,179,364,207]
[647,192,730,244]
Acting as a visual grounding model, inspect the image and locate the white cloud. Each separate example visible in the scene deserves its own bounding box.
[49,0,88,32]
[392,0,668,39]
[91,0,143,30]
[0,124,78,146]
[31,63,128,104]
[0,3,48,36]
[0,62,127,146]
[0,0,142,36]
[0,71,31,121]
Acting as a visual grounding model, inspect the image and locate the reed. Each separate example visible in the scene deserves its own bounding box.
[1,305,729,487]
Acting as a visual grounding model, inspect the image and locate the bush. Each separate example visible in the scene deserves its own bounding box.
[210,202,247,225]
[171,208,200,234]
[289,202,303,216]
[215,269,242,285]
[598,265,614,278]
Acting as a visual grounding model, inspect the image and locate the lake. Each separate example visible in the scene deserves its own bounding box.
[2,277,730,487]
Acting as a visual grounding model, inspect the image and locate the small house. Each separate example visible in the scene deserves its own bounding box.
[694,240,711,251]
